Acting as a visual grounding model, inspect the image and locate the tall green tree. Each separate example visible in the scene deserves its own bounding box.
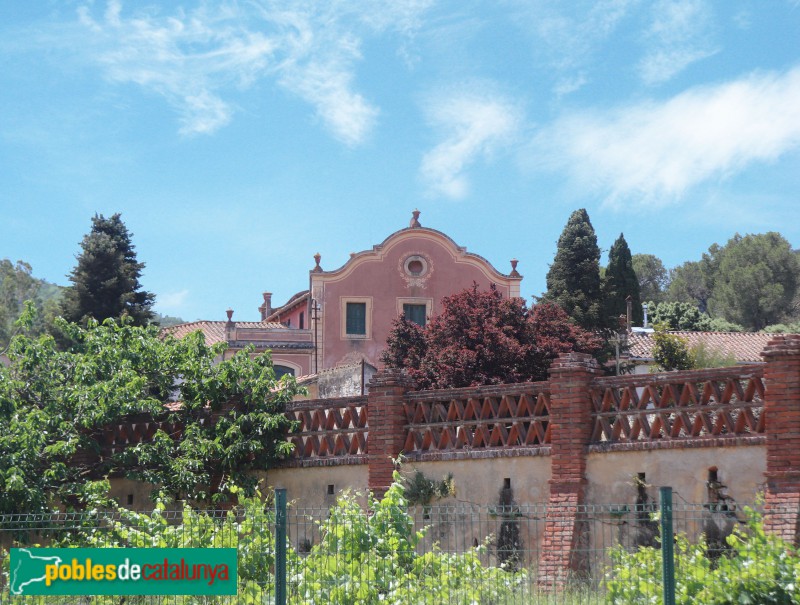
[666,244,724,314]
[0,312,300,515]
[543,209,604,330]
[61,213,155,326]
[709,232,799,330]
[603,234,643,326]
[646,300,743,332]
[632,253,669,304]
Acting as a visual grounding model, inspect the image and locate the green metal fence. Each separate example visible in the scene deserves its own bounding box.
[1,489,797,604]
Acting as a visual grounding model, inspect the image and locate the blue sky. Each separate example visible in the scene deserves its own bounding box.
[1,0,798,322]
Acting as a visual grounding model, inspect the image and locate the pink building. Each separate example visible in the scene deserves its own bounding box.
[169,211,521,385]
[305,210,520,371]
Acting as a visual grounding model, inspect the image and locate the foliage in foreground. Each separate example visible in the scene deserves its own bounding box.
[0,312,300,515]
[1,474,525,604]
[605,509,800,604]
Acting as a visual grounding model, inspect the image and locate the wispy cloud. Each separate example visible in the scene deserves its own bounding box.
[530,66,800,206]
[515,0,636,93]
[638,0,719,85]
[57,0,432,142]
[157,289,190,312]
[420,87,522,199]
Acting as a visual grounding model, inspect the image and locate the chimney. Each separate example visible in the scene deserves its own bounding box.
[642,303,649,329]
[225,308,235,342]
[259,292,272,320]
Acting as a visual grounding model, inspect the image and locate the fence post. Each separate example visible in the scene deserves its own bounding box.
[275,488,287,605]
[660,487,675,605]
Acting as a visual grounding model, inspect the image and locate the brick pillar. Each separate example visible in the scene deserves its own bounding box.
[537,352,601,587]
[762,334,800,544]
[367,369,413,498]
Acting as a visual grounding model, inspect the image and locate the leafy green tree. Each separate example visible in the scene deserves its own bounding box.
[0,312,299,515]
[645,300,746,332]
[709,232,799,330]
[543,209,605,330]
[632,253,669,304]
[61,213,155,326]
[603,234,642,327]
[647,300,709,331]
[704,316,745,332]
[666,243,724,314]
[650,324,694,372]
[763,321,800,333]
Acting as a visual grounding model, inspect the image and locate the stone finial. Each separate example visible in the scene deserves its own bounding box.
[312,252,322,273]
[509,258,520,277]
[225,308,233,322]
[350,252,356,258]
[409,209,421,228]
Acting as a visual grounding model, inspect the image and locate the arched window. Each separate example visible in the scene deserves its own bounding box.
[274,365,295,379]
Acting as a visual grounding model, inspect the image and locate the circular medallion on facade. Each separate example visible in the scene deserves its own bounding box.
[399,253,433,287]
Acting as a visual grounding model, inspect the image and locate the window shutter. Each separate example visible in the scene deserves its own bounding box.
[403,303,427,327]
[346,302,367,335]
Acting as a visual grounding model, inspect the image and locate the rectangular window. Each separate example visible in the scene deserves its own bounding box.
[346,302,367,335]
[403,303,427,327]
[299,311,305,330]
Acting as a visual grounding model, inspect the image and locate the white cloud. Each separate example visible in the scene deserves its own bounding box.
[519,0,637,78]
[638,0,719,85]
[420,89,522,199]
[69,0,431,142]
[530,66,800,206]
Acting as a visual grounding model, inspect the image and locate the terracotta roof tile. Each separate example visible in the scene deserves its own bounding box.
[162,320,287,346]
[628,331,777,363]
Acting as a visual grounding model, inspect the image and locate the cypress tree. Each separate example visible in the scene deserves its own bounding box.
[543,209,604,330]
[603,233,643,327]
[61,213,154,326]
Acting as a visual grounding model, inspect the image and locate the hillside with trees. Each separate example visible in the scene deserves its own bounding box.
[0,259,62,350]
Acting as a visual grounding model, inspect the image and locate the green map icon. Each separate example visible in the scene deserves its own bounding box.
[10,548,63,595]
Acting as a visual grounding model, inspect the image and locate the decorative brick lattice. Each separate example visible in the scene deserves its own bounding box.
[99,418,183,456]
[403,383,551,454]
[286,396,368,459]
[590,365,765,444]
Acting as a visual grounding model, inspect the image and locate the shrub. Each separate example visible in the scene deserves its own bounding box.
[605,509,800,604]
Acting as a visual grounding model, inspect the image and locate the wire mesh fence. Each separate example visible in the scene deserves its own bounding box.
[1,489,797,604]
